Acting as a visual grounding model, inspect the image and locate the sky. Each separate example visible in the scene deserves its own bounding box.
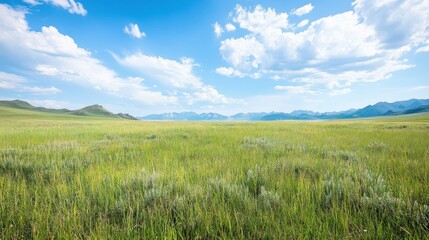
[0,0,428,116]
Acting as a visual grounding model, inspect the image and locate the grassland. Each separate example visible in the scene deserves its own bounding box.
[0,106,428,239]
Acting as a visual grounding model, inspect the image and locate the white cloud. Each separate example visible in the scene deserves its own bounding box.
[36,64,59,75]
[292,4,314,16]
[0,71,61,95]
[0,71,26,84]
[275,84,319,95]
[271,59,411,91]
[216,67,244,78]
[23,0,87,15]
[275,83,350,96]
[23,0,42,6]
[191,85,231,104]
[353,0,429,49]
[26,99,73,109]
[233,4,289,34]
[214,22,224,37]
[409,85,429,91]
[329,88,351,96]
[23,86,61,94]
[251,72,261,79]
[416,40,429,53]
[0,4,175,105]
[297,19,309,28]
[219,35,265,73]
[215,2,429,95]
[271,75,282,81]
[116,54,201,88]
[124,23,146,39]
[116,53,233,104]
[416,45,429,53]
[225,23,236,32]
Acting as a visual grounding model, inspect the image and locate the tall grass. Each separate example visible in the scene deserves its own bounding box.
[0,116,428,239]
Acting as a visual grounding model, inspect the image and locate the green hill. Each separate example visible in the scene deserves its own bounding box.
[71,104,119,118]
[0,100,72,114]
[0,100,136,120]
[0,99,34,109]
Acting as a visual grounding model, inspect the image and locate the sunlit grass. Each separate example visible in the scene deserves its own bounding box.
[0,112,428,239]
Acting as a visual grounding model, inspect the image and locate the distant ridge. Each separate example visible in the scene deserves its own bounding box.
[0,99,34,109]
[72,104,118,118]
[140,98,429,121]
[1,98,427,121]
[351,99,429,118]
[0,100,137,120]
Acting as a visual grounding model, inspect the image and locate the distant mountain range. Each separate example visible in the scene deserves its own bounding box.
[140,98,429,121]
[1,98,428,121]
[0,100,137,120]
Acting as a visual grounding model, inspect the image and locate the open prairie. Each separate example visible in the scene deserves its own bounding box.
[0,107,428,239]
[2,0,429,238]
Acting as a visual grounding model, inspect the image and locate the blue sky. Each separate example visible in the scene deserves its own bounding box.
[0,0,428,116]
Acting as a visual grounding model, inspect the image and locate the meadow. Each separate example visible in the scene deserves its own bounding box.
[0,107,428,239]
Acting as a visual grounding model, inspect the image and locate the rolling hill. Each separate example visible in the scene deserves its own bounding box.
[72,104,118,118]
[0,100,137,120]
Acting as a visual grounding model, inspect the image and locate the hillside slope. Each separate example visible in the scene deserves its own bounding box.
[0,100,136,120]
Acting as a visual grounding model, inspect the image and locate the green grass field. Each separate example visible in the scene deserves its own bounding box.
[1,106,428,239]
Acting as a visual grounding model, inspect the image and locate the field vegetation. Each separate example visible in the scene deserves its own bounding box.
[0,107,428,239]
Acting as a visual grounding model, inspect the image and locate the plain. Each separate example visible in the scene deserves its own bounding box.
[0,106,428,239]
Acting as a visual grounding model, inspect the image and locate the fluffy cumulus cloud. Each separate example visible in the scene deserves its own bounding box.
[219,36,265,72]
[292,3,314,16]
[124,23,146,39]
[23,0,87,15]
[225,23,236,32]
[216,1,429,95]
[0,4,174,105]
[213,22,224,37]
[234,4,289,34]
[216,67,244,78]
[116,53,233,105]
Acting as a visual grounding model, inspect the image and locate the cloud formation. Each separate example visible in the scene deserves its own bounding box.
[116,53,233,105]
[275,84,319,95]
[0,71,61,95]
[26,99,73,109]
[124,23,146,39]
[0,4,175,105]
[216,1,429,95]
[225,23,236,32]
[297,19,309,28]
[213,22,224,37]
[234,4,289,34]
[23,0,87,15]
[216,67,244,78]
[292,4,314,16]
